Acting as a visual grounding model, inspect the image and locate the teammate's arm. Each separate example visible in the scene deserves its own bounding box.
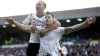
[4,17,36,32]
[51,19,61,29]
[39,19,61,37]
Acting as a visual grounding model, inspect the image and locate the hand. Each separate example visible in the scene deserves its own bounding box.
[39,29,45,37]
[30,25,37,31]
[4,17,14,24]
[85,17,96,25]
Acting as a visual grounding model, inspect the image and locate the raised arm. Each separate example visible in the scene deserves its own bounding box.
[64,17,96,34]
[4,17,36,32]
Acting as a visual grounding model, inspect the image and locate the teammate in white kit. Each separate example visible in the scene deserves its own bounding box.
[38,12,96,56]
[22,1,46,55]
[5,12,96,56]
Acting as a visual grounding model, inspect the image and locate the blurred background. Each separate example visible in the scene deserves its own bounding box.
[0,0,100,56]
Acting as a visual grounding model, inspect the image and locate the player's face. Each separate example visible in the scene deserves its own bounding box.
[45,14,54,25]
[36,1,45,13]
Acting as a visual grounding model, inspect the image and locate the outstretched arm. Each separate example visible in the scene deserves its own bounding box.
[64,17,96,34]
[4,17,36,32]
[65,22,87,34]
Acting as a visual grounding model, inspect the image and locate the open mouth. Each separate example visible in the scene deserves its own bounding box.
[36,7,40,10]
[36,8,39,10]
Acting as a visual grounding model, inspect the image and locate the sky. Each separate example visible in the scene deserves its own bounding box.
[0,0,100,17]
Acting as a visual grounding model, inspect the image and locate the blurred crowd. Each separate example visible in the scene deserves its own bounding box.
[66,43,100,56]
[0,43,100,56]
[0,47,27,56]
[0,44,27,56]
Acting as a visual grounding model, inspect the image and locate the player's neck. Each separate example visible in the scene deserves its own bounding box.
[46,22,54,28]
[37,12,45,17]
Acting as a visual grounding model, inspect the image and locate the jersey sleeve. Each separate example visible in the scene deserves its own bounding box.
[22,13,32,24]
[57,27,65,34]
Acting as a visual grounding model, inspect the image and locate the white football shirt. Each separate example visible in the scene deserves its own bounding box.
[39,27,65,56]
[22,13,46,43]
